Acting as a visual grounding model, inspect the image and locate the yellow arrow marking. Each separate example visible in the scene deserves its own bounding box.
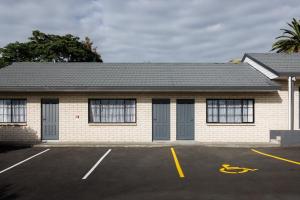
[219,164,258,174]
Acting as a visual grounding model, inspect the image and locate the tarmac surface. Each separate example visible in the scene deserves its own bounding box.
[0,146,300,200]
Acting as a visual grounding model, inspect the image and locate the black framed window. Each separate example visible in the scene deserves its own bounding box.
[0,99,27,123]
[89,99,136,123]
[207,99,254,123]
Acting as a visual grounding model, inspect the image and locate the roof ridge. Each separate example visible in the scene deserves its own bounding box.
[11,61,248,64]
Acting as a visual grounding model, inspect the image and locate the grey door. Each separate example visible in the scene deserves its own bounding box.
[152,99,170,140]
[176,99,194,140]
[41,99,59,140]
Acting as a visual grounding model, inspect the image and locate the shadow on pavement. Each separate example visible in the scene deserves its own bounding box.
[0,184,19,200]
[0,146,31,154]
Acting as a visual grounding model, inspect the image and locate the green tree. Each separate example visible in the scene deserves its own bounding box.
[272,18,300,53]
[0,30,102,67]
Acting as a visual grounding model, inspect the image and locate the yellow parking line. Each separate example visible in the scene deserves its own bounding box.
[170,147,185,178]
[251,149,300,166]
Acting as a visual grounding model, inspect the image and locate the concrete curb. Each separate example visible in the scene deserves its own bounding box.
[32,142,281,148]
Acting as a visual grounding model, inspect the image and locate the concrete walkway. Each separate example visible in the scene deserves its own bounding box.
[33,141,280,148]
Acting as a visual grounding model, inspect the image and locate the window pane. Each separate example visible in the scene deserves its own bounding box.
[101,100,109,122]
[212,100,218,122]
[12,100,18,122]
[21,100,27,122]
[207,99,254,124]
[0,99,26,123]
[125,100,136,122]
[3,100,11,122]
[207,100,213,122]
[11,100,26,123]
[115,100,124,123]
[207,100,218,122]
[234,100,242,123]
[226,100,234,123]
[90,100,100,122]
[0,100,3,122]
[108,100,115,122]
[247,100,254,123]
[100,100,125,123]
[242,100,248,122]
[109,100,116,122]
[90,99,136,123]
[219,100,226,122]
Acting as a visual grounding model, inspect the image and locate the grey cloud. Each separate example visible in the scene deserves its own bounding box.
[0,0,300,62]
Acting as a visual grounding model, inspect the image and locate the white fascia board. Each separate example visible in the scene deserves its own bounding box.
[243,57,279,79]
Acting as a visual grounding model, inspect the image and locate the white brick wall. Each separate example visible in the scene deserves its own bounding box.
[0,80,294,143]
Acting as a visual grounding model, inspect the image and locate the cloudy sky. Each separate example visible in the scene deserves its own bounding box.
[0,0,299,62]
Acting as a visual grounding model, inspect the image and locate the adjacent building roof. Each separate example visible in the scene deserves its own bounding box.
[243,53,300,76]
[0,62,279,92]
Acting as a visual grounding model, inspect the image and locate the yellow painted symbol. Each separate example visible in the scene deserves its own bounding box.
[219,164,258,174]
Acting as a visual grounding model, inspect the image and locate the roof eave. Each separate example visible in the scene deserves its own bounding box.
[277,72,300,77]
[0,86,281,92]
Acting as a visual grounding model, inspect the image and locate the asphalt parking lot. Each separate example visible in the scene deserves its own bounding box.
[1,146,300,200]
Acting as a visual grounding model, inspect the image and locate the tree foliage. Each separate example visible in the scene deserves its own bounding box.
[272,18,300,53]
[0,30,102,67]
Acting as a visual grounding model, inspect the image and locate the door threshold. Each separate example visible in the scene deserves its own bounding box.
[41,140,59,143]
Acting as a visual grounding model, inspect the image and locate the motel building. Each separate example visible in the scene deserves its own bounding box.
[0,53,300,146]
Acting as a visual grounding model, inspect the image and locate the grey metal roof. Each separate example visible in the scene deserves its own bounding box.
[244,53,300,76]
[0,62,280,92]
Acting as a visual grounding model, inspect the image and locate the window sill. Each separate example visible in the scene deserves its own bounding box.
[206,123,255,126]
[89,123,137,126]
[0,123,27,126]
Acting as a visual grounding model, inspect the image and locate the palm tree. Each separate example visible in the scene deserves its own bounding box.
[272,18,300,53]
